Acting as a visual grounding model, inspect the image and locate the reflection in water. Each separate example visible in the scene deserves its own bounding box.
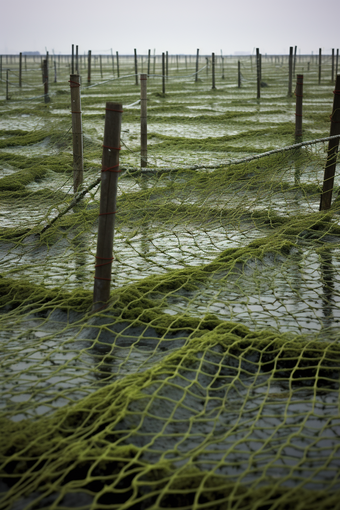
[320,248,335,330]
[72,234,89,283]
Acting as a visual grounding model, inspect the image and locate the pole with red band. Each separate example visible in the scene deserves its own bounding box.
[93,102,123,311]
[320,75,340,210]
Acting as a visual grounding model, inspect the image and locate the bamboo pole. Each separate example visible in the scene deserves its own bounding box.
[93,101,122,311]
[43,59,49,103]
[111,48,114,76]
[71,44,74,74]
[116,51,120,78]
[134,49,138,85]
[87,50,91,84]
[295,74,303,138]
[212,52,216,89]
[256,48,261,99]
[238,60,241,88]
[70,74,83,193]
[288,46,293,96]
[162,52,165,94]
[147,49,151,76]
[318,48,322,84]
[195,48,199,82]
[6,69,9,100]
[19,52,22,87]
[140,73,147,167]
[319,75,340,210]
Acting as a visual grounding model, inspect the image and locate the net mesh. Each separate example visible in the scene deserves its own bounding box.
[1,54,340,510]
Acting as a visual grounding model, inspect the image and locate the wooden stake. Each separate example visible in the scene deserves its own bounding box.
[195,48,199,82]
[319,75,340,210]
[288,46,293,96]
[318,48,322,84]
[87,50,91,84]
[43,59,49,103]
[212,52,216,89]
[6,69,9,100]
[221,54,225,80]
[54,60,57,83]
[295,74,303,138]
[100,55,103,78]
[72,44,74,74]
[140,73,147,167]
[166,51,168,80]
[111,48,114,76]
[336,49,339,78]
[332,49,335,82]
[238,60,241,88]
[293,45,297,76]
[93,101,122,311]
[116,51,120,77]
[162,52,165,94]
[70,74,83,193]
[19,52,22,88]
[76,45,79,73]
[0,56,2,83]
[256,48,261,99]
[147,49,151,75]
[134,49,138,85]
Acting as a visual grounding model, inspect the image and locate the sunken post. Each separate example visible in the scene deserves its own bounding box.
[93,102,123,311]
[140,74,147,167]
[70,74,83,192]
[319,75,340,210]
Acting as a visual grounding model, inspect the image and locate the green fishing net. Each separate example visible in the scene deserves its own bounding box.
[0,53,339,510]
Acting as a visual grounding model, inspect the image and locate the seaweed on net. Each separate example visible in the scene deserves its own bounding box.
[0,55,340,510]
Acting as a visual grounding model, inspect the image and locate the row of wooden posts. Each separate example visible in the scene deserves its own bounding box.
[89,72,340,310]
[2,46,339,102]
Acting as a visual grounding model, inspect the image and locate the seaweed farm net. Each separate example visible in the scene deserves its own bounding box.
[1,55,340,510]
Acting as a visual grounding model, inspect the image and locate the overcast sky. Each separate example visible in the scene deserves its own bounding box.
[2,0,339,55]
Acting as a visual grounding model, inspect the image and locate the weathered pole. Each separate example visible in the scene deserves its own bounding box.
[295,74,303,138]
[212,52,216,89]
[70,74,83,193]
[293,45,297,76]
[256,48,261,99]
[43,59,49,103]
[134,49,138,85]
[238,60,241,88]
[147,49,151,75]
[140,73,147,167]
[71,44,74,74]
[332,49,335,82]
[162,52,165,94]
[288,46,293,96]
[111,48,114,76]
[87,50,92,84]
[54,60,57,83]
[116,51,120,78]
[318,48,322,84]
[93,102,122,311]
[319,75,340,210]
[195,48,199,82]
[166,51,168,80]
[336,49,339,79]
[100,55,103,78]
[76,45,79,73]
[6,69,9,100]
[19,52,22,88]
